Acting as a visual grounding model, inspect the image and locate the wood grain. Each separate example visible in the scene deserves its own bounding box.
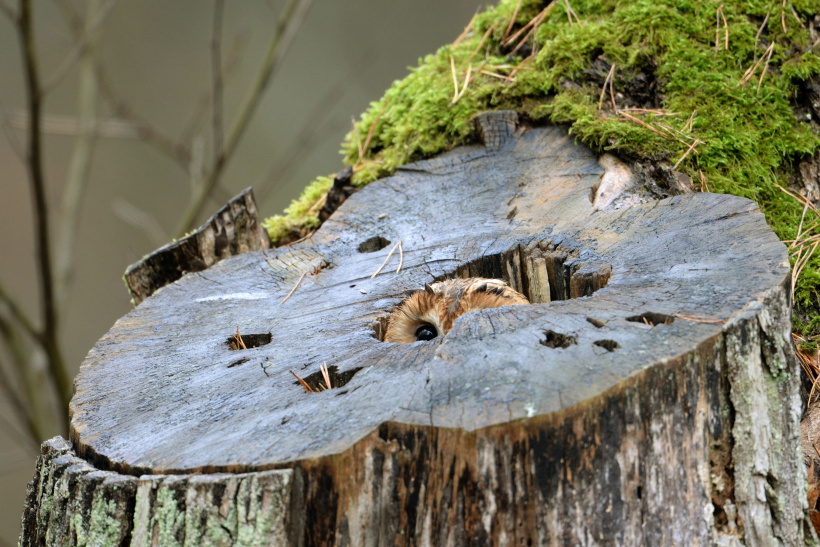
[20,112,808,544]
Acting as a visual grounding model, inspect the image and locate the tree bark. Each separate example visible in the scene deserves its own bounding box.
[21,113,812,545]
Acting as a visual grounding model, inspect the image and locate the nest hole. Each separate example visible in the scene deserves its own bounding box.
[440,240,612,305]
[626,312,675,327]
[358,236,391,253]
[540,330,577,349]
[294,365,363,392]
[371,240,612,341]
[227,332,272,350]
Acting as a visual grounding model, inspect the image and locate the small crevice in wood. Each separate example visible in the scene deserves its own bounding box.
[228,357,250,368]
[357,236,391,253]
[593,339,620,352]
[626,311,675,327]
[540,330,577,349]
[292,365,363,392]
[226,332,272,349]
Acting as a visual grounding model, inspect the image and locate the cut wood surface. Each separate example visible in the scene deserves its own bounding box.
[123,187,270,305]
[22,112,810,545]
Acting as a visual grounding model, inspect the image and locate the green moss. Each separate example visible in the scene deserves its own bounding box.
[264,0,820,329]
[262,176,333,245]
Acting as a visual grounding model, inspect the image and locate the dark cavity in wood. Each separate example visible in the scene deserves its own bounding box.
[357,236,391,253]
[294,365,364,392]
[540,330,577,349]
[226,332,272,349]
[626,311,676,327]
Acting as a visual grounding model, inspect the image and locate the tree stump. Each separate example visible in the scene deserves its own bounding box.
[21,113,811,545]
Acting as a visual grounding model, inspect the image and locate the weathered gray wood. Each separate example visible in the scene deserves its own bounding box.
[123,187,270,306]
[21,112,811,545]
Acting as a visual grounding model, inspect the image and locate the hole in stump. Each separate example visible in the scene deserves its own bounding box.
[372,238,612,342]
[226,332,272,350]
[540,330,577,349]
[626,312,675,327]
[293,365,364,392]
[358,236,391,253]
[593,339,620,352]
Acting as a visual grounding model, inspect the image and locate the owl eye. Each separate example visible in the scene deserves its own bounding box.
[414,324,438,341]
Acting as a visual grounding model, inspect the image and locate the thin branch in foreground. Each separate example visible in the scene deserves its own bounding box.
[56,0,105,310]
[18,0,72,409]
[0,0,15,22]
[40,0,117,94]
[174,0,314,238]
[211,0,225,161]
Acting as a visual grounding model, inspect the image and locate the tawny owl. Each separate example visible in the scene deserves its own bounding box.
[384,278,529,343]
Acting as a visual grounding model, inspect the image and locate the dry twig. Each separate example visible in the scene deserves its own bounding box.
[235,327,247,350]
[281,271,308,304]
[371,240,403,278]
[598,63,616,111]
[673,139,701,169]
[502,0,523,43]
[354,97,390,170]
[291,370,314,393]
[320,361,331,390]
[618,111,669,138]
[452,12,477,48]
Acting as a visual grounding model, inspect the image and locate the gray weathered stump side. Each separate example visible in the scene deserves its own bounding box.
[123,187,270,306]
[20,112,813,545]
[20,437,295,546]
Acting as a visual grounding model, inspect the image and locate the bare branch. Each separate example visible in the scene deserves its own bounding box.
[257,53,370,199]
[40,0,117,94]
[178,30,248,147]
[18,0,73,410]
[94,64,192,167]
[56,0,104,310]
[0,278,39,339]
[174,0,315,238]
[111,198,169,248]
[0,100,24,159]
[0,311,54,443]
[0,0,15,22]
[211,0,225,161]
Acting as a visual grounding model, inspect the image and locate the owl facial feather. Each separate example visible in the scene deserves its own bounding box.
[384,278,529,344]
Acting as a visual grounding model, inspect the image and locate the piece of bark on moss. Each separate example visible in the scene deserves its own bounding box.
[21,112,812,545]
[123,187,270,306]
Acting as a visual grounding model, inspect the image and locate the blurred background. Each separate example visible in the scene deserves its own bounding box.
[0,0,486,542]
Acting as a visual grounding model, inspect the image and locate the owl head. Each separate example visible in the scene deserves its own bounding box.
[384,278,529,343]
